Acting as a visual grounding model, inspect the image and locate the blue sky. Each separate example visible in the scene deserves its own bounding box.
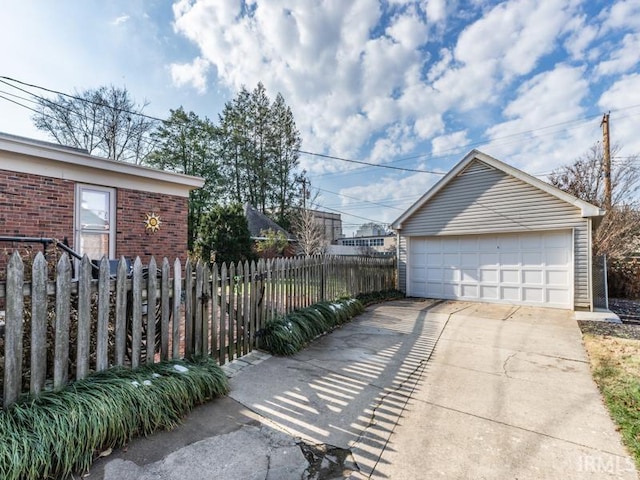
[1,0,639,235]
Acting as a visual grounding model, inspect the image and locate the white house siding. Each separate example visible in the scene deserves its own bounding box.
[398,160,591,308]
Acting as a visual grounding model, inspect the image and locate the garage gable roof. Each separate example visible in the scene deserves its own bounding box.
[392,150,605,229]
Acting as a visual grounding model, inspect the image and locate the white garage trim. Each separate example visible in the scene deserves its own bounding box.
[407,230,574,309]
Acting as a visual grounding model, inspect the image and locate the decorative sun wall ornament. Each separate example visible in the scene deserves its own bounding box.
[144,212,161,232]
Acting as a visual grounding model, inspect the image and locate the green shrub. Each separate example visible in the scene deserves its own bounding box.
[256,298,364,355]
[355,289,405,306]
[0,357,228,480]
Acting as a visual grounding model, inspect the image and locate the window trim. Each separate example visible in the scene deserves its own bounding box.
[74,184,116,260]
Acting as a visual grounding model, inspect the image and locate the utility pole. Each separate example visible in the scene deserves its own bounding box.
[601,113,612,210]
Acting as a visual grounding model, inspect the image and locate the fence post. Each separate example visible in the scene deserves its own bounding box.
[194,260,204,357]
[4,251,24,407]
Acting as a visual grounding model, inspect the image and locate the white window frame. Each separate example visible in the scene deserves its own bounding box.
[74,184,116,261]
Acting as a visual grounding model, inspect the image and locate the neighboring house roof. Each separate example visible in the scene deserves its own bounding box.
[392,149,605,230]
[243,203,296,241]
[0,131,204,197]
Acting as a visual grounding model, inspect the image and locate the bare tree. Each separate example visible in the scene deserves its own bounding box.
[32,85,157,164]
[292,207,328,256]
[549,143,640,257]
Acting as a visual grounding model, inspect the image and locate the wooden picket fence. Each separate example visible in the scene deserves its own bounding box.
[0,251,396,408]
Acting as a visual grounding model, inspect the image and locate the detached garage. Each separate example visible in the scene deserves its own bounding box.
[391,150,605,311]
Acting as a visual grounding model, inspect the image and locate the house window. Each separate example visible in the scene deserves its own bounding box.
[75,185,116,260]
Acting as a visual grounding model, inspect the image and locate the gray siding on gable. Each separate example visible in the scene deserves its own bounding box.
[398,160,591,308]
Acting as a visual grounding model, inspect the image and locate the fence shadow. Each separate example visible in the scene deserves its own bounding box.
[228,299,448,477]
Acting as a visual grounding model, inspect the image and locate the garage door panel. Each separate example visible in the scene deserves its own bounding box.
[547,270,568,285]
[522,252,543,265]
[523,270,543,284]
[461,284,478,297]
[427,267,442,281]
[523,287,543,302]
[480,253,498,265]
[409,231,572,308]
[480,285,498,299]
[501,269,519,283]
[443,268,459,281]
[443,253,458,266]
[479,269,498,282]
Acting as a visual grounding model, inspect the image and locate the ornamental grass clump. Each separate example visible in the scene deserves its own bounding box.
[0,357,228,480]
[256,298,364,355]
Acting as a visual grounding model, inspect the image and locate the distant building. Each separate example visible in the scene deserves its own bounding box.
[355,222,388,237]
[336,233,396,255]
[309,209,343,244]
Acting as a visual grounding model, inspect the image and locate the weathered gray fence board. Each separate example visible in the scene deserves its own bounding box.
[131,258,143,369]
[54,254,71,390]
[0,252,395,408]
[115,257,129,366]
[76,256,92,380]
[30,253,48,395]
[4,252,24,407]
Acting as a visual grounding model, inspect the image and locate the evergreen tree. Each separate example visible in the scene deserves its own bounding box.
[147,107,222,249]
[196,203,254,265]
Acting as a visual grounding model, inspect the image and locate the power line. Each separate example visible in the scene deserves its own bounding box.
[316,187,406,210]
[314,203,388,224]
[299,150,444,174]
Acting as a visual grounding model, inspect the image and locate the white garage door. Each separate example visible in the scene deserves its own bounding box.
[408,231,573,308]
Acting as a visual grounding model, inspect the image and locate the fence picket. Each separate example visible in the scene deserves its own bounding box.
[0,251,395,408]
[30,252,48,394]
[219,263,228,364]
[96,257,110,372]
[161,258,170,361]
[115,257,128,366]
[54,254,71,389]
[4,252,24,407]
[76,255,92,379]
[211,264,219,359]
[194,260,204,356]
[131,257,143,369]
[184,258,194,359]
[172,258,182,359]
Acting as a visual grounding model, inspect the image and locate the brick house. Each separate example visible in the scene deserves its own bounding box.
[0,132,203,269]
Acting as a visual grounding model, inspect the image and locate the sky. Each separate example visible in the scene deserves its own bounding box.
[1,0,639,236]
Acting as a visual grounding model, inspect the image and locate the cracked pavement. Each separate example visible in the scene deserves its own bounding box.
[89,299,638,480]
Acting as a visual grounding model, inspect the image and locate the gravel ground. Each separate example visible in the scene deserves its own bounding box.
[578,298,640,340]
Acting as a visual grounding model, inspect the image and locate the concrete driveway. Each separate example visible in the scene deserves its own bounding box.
[95,299,638,480]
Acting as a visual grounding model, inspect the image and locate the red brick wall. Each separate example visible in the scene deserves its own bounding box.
[0,169,75,260]
[0,169,190,270]
[116,188,189,265]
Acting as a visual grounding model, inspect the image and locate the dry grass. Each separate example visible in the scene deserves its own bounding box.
[583,333,640,469]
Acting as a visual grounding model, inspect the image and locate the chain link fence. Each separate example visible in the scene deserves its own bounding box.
[592,255,608,310]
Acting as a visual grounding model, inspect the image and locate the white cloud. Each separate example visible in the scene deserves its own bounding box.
[386,9,428,50]
[422,0,448,24]
[595,33,640,77]
[483,64,591,172]
[170,57,210,94]
[563,14,599,60]
[431,130,469,156]
[111,14,130,26]
[599,73,640,154]
[602,0,640,31]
